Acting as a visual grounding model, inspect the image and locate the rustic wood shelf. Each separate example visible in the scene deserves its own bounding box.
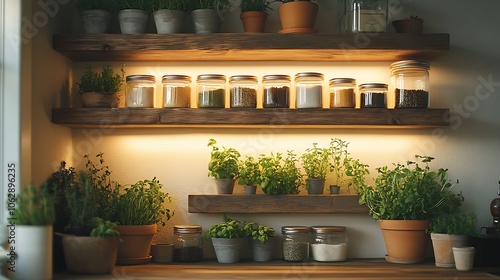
[53,33,449,62]
[188,194,368,214]
[51,108,450,128]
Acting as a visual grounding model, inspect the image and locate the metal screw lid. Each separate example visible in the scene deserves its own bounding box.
[229,75,258,83]
[329,78,356,85]
[282,226,310,234]
[263,74,291,81]
[295,72,324,79]
[162,75,191,82]
[126,75,155,82]
[174,225,202,234]
[359,83,388,90]
[311,226,347,233]
[390,60,430,70]
[197,74,226,81]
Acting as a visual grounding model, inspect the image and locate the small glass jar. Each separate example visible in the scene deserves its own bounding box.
[295,72,324,108]
[173,225,203,262]
[310,226,348,262]
[329,78,356,108]
[282,226,310,262]
[359,83,387,108]
[162,75,191,108]
[390,60,430,108]
[341,0,388,33]
[126,75,155,108]
[197,74,226,108]
[229,75,258,108]
[262,75,290,108]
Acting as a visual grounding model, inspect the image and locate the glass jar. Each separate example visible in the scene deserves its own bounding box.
[162,75,191,108]
[390,60,430,108]
[341,0,388,33]
[173,225,203,262]
[295,72,324,108]
[262,75,290,108]
[197,74,226,108]
[310,226,348,262]
[329,78,356,108]
[126,75,155,108]
[229,75,258,108]
[282,226,310,262]
[359,83,387,108]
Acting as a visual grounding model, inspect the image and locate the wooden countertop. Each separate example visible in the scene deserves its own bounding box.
[54,259,500,280]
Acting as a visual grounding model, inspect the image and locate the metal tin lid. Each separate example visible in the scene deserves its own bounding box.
[295,72,324,79]
[359,83,388,90]
[329,78,356,85]
[174,225,202,234]
[162,75,191,82]
[263,74,291,81]
[282,226,310,234]
[197,74,226,81]
[311,226,346,233]
[390,60,430,70]
[229,75,258,83]
[126,75,155,82]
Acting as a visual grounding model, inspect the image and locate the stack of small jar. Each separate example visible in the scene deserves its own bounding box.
[125,60,430,109]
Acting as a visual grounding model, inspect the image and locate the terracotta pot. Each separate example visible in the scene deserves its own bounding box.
[278,1,318,34]
[392,19,423,33]
[116,224,157,265]
[431,233,468,267]
[62,235,118,274]
[81,92,119,108]
[240,11,268,33]
[378,220,429,264]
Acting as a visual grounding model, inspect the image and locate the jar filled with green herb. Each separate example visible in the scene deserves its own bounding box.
[390,60,430,108]
[263,75,290,108]
[282,226,310,262]
[173,225,203,262]
[229,75,258,108]
[197,74,226,108]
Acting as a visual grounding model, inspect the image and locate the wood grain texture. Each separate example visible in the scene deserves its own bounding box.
[188,195,368,214]
[53,33,450,62]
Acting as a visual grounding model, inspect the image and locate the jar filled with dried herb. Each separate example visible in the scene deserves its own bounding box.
[162,75,191,108]
[173,225,203,262]
[282,226,310,262]
[359,83,387,108]
[263,75,290,108]
[295,72,324,108]
[197,74,226,108]
[329,78,356,108]
[390,60,430,108]
[229,75,258,108]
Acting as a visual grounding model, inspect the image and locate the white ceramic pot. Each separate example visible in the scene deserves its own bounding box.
[80,9,112,34]
[153,9,185,34]
[191,9,221,34]
[453,246,475,271]
[119,9,149,34]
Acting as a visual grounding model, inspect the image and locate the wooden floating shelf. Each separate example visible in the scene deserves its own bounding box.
[188,194,368,214]
[51,108,450,128]
[53,33,449,62]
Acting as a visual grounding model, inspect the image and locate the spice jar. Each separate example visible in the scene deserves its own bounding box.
[359,83,387,108]
[229,75,258,108]
[310,226,348,262]
[262,75,290,108]
[329,78,356,108]
[126,75,155,108]
[162,75,191,108]
[197,74,226,108]
[390,60,430,108]
[173,225,203,262]
[282,226,310,262]
[295,72,324,108]
[341,0,388,33]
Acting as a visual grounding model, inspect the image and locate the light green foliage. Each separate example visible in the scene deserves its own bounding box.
[14,184,55,226]
[243,221,276,244]
[237,156,260,186]
[89,217,120,237]
[358,155,464,220]
[301,142,331,180]
[77,65,125,94]
[205,215,245,239]
[429,213,477,236]
[208,138,241,179]
[257,151,303,195]
[240,0,273,12]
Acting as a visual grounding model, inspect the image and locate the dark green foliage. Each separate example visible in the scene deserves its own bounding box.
[243,221,276,244]
[240,0,273,12]
[257,151,303,195]
[77,65,124,94]
[89,217,120,237]
[429,213,477,236]
[205,215,245,239]
[191,0,231,10]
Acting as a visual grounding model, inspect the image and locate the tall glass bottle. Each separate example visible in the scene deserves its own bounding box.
[341,0,388,33]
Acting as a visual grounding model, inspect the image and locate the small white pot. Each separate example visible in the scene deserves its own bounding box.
[80,9,112,34]
[453,246,475,271]
[119,9,149,34]
[153,9,185,34]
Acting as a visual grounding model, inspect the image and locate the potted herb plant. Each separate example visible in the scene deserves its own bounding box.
[205,215,245,263]
[208,138,241,194]
[330,138,370,194]
[392,16,424,34]
[358,155,464,264]
[191,0,231,33]
[152,0,188,34]
[239,0,273,33]
[77,65,125,108]
[238,156,260,194]
[243,221,277,262]
[76,0,114,34]
[276,0,318,34]
[300,142,331,194]
[257,151,303,195]
[117,0,153,34]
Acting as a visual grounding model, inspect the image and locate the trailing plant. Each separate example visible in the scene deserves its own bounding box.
[89,217,120,238]
[152,0,189,11]
[358,155,464,220]
[257,151,303,195]
[428,213,477,236]
[237,156,260,186]
[243,221,276,244]
[192,0,231,10]
[208,138,241,179]
[14,184,55,226]
[77,65,125,94]
[205,215,245,239]
[300,142,331,180]
[76,0,115,11]
[240,0,273,12]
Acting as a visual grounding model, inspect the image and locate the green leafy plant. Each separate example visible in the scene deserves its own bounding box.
[152,0,189,11]
[237,156,260,186]
[205,215,245,239]
[116,0,155,11]
[208,138,241,179]
[89,217,120,237]
[192,0,231,10]
[358,155,464,220]
[14,184,55,225]
[240,0,273,12]
[76,0,115,11]
[257,151,303,195]
[77,65,125,94]
[428,213,477,236]
[243,221,276,244]
[300,142,331,180]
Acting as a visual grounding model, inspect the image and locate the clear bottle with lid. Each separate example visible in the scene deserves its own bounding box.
[173,225,203,262]
[281,226,310,262]
[341,0,388,33]
[229,75,258,108]
[162,75,191,108]
[390,60,430,108]
[262,75,290,108]
[126,75,155,108]
[329,78,356,108]
[295,72,324,108]
[310,226,348,262]
[197,74,226,108]
[359,83,387,108]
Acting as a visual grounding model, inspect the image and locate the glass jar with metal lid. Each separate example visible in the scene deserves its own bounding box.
[229,75,258,108]
[390,60,430,108]
[359,83,387,108]
[329,78,356,108]
[282,226,310,262]
[310,226,348,262]
[162,75,191,108]
[173,225,203,262]
[126,74,155,108]
[262,75,290,108]
[197,74,226,108]
[341,0,388,33]
[295,72,324,108]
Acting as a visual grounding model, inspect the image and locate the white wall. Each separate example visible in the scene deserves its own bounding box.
[31,0,500,259]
